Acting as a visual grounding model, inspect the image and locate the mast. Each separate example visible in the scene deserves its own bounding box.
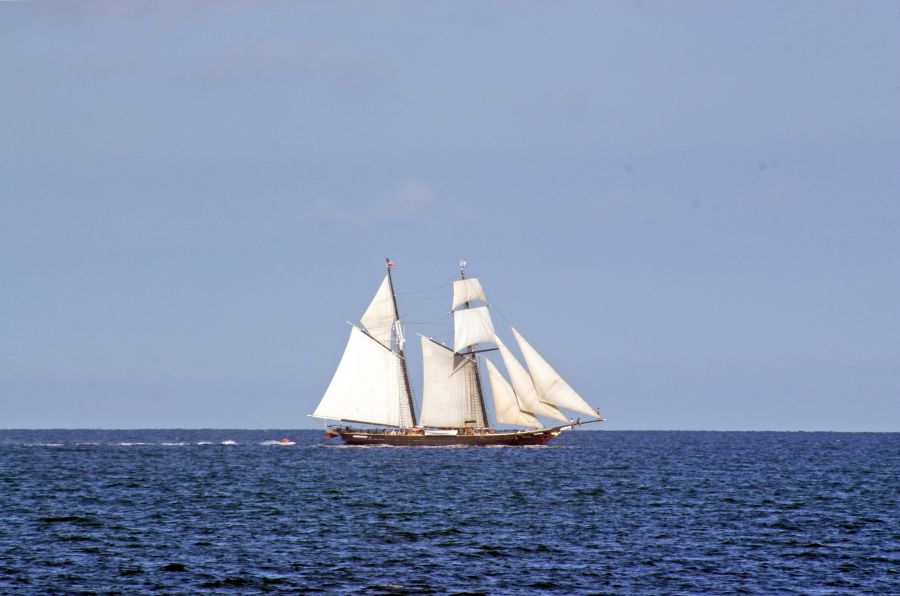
[459,259,490,428]
[386,257,417,427]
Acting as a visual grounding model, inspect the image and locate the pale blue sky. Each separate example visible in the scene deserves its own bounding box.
[1,1,898,430]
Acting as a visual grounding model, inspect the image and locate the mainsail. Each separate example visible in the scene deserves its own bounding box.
[312,326,406,426]
[512,327,598,418]
[494,334,569,423]
[484,358,542,428]
[419,337,484,428]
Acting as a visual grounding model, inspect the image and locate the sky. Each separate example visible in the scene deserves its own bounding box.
[1,1,898,430]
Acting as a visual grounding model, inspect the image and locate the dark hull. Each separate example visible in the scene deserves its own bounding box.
[333,427,564,447]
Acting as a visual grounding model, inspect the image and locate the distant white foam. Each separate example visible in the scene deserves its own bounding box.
[24,443,64,447]
[220,440,238,445]
[260,440,295,446]
[117,442,150,446]
[197,441,214,445]
[161,442,187,446]
[418,445,466,449]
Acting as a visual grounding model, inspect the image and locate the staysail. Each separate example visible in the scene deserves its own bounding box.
[485,358,542,428]
[419,337,485,428]
[494,334,569,423]
[312,326,405,427]
[512,327,598,418]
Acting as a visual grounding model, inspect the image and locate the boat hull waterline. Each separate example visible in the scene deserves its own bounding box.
[325,420,602,446]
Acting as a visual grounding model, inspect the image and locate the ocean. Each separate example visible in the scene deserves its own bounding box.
[0,430,897,594]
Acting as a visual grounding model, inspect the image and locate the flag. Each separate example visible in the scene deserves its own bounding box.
[386,259,396,268]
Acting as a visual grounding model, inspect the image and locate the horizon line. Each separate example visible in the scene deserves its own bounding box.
[1,427,897,433]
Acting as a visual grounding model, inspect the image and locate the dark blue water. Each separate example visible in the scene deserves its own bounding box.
[0,430,897,594]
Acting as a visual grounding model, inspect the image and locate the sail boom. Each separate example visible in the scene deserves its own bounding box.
[307,415,402,428]
[357,325,400,354]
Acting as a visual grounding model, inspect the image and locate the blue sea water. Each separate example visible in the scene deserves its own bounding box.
[0,430,897,594]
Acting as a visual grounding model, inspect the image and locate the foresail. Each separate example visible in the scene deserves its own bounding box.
[485,359,542,428]
[419,337,480,428]
[452,278,488,310]
[312,326,404,427]
[512,327,598,418]
[360,274,395,348]
[494,334,569,423]
[453,306,496,353]
[533,401,570,423]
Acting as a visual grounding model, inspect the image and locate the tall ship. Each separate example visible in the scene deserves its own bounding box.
[310,259,603,446]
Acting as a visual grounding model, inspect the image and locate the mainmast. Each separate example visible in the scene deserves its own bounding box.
[459,260,490,429]
[386,257,417,428]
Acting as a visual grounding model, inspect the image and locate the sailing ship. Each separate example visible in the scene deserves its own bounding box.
[310,259,603,446]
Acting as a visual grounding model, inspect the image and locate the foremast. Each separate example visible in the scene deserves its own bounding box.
[312,259,416,429]
[385,257,417,428]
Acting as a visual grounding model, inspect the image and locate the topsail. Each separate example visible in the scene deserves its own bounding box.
[452,278,488,310]
[360,274,395,348]
[453,306,496,353]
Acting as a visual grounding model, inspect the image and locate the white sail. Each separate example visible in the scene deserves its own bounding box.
[419,337,478,428]
[360,274,395,347]
[312,326,404,426]
[452,278,488,310]
[512,327,598,418]
[532,396,570,422]
[485,359,542,428]
[453,306,496,352]
[494,334,569,423]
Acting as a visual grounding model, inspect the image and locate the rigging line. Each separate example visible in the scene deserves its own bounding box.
[394,283,446,296]
[393,270,447,302]
[393,270,453,319]
[401,294,450,322]
[490,302,516,330]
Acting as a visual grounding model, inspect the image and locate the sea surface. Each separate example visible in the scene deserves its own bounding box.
[0,430,897,594]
